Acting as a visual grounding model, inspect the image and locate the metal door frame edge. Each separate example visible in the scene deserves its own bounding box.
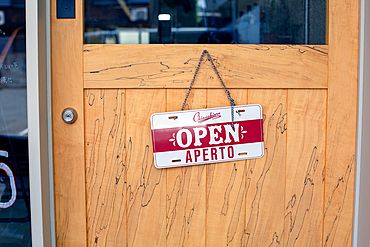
[26,0,55,246]
[353,0,370,246]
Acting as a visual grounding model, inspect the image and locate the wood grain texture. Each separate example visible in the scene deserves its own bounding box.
[85,89,127,246]
[245,89,287,247]
[126,89,167,247]
[51,0,86,245]
[324,0,359,246]
[83,45,328,89]
[285,90,326,247]
[206,89,247,247]
[166,89,206,247]
[51,1,360,245]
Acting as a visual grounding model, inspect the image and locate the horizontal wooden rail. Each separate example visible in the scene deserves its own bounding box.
[84,44,328,89]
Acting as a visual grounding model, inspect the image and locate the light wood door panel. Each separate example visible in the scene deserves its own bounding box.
[82,88,330,247]
[166,89,207,247]
[245,89,286,246]
[285,90,326,247]
[85,89,127,246]
[206,89,248,247]
[125,89,167,247]
[51,0,359,246]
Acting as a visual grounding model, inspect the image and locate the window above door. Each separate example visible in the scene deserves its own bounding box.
[84,0,326,44]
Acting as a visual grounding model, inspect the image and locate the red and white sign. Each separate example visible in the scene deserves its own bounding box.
[151,104,264,169]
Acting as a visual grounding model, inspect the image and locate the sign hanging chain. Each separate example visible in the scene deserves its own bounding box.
[181,50,236,127]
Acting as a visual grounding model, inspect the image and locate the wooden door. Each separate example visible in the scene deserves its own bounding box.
[50,0,359,246]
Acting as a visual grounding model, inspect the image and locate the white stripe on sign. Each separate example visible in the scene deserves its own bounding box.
[154,141,264,168]
[151,104,262,129]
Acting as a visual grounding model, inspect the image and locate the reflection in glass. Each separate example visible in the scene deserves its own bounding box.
[0,0,31,246]
[85,0,326,44]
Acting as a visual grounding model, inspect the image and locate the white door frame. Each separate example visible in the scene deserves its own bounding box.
[353,0,370,246]
[26,0,55,246]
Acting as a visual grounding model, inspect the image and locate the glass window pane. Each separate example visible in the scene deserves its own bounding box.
[0,0,31,246]
[85,0,326,44]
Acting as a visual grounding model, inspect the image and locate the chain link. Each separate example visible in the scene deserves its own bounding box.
[181,50,236,127]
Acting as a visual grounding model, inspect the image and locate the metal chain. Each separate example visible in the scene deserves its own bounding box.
[181,50,236,126]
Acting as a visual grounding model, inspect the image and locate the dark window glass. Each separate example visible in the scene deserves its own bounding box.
[0,0,31,246]
[85,0,326,44]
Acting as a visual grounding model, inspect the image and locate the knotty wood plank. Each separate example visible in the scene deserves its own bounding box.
[85,89,127,246]
[285,90,326,247]
[84,45,328,89]
[324,0,359,245]
[166,89,206,247]
[206,89,247,247]
[51,0,86,245]
[126,89,166,247]
[245,89,287,247]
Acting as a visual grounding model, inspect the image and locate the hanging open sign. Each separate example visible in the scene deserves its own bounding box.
[151,104,264,169]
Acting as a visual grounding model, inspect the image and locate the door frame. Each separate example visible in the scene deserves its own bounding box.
[353,0,370,246]
[26,0,55,246]
[50,1,361,246]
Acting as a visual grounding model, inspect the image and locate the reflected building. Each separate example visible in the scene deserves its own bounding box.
[85,0,326,45]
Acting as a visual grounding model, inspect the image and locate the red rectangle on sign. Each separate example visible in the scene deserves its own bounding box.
[152,119,263,153]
